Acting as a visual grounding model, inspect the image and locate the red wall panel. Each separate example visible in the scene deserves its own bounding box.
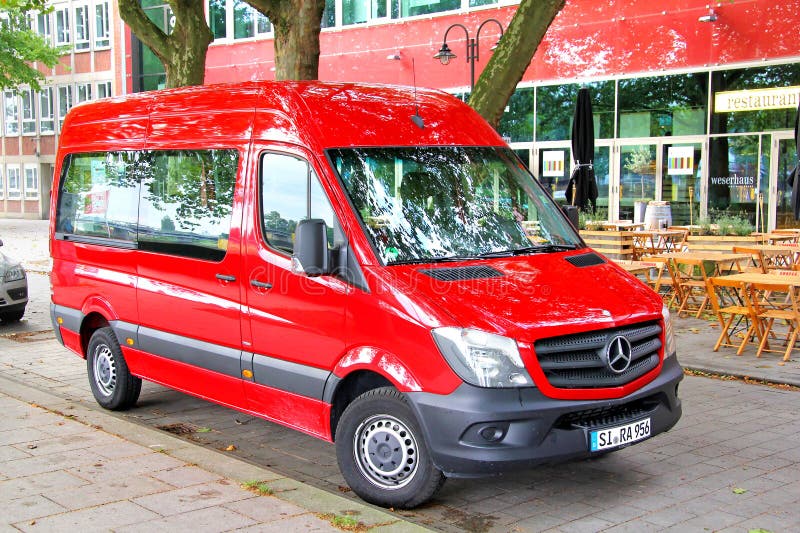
[203,0,800,90]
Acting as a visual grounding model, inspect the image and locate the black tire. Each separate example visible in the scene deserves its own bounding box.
[0,309,25,323]
[335,387,445,509]
[86,327,141,410]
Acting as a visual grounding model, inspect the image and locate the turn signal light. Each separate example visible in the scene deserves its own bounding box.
[126,338,134,346]
[242,369,253,379]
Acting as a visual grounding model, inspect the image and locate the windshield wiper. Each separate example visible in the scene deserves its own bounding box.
[478,244,579,258]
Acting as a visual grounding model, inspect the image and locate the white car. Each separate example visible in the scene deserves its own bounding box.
[0,239,27,323]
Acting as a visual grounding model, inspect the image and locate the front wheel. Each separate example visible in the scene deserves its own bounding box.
[335,387,445,509]
[87,327,141,410]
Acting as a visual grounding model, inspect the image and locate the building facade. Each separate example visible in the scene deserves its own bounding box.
[4,0,800,229]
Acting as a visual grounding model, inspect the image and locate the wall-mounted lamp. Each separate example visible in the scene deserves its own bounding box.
[433,19,504,90]
[698,8,718,22]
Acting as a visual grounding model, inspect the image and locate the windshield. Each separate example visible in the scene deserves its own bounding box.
[330,146,582,265]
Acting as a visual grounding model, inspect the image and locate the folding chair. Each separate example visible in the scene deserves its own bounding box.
[649,257,681,309]
[732,246,768,274]
[673,257,712,318]
[751,282,800,361]
[707,277,761,355]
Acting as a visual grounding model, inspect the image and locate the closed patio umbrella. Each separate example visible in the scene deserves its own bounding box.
[565,87,598,211]
[789,101,800,220]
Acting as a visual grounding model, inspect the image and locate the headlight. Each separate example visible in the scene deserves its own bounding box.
[662,305,677,359]
[432,327,534,388]
[3,265,25,282]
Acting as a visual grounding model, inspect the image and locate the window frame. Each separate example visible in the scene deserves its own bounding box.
[40,87,55,134]
[74,3,91,51]
[24,165,39,200]
[94,0,111,48]
[6,165,21,200]
[76,82,92,103]
[96,81,112,99]
[0,167,5,200]
[55,5,71,47]
[21,88,37,135]
[4,90,19,137]
[58,85,73,130]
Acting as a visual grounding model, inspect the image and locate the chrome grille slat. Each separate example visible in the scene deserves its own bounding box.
[533,322,662,389]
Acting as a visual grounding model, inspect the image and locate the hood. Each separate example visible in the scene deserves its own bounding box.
[385,251,662,342]
[0,251,20,274]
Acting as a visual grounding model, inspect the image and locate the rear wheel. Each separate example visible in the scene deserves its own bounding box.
[87,327,141,410]
[335,387,445,509]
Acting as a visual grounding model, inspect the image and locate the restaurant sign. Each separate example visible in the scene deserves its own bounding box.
[715,85,800,113]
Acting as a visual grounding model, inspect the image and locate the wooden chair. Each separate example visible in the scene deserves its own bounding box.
[750,282,800,361]
[732,246,768,274]
[649,257,681,309]
[673,257,712,318]
[707,277,761,355]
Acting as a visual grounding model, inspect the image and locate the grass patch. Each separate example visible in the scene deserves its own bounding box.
[242,480,273,496]
[317,513,368,532]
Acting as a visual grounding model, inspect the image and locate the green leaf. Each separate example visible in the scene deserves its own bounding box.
[195,427,211,433]
[732,487,747,495]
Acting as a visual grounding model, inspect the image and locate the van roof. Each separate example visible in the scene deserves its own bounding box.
[58,81,505,152]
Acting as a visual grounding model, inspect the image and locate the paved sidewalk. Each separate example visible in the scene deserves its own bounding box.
[0,374,423,532]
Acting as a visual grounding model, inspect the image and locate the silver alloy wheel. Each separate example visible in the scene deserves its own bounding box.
[353,414,418,489]
[93,344,117,397]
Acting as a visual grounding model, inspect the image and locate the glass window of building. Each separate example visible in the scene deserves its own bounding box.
[536,81,614,141]
[399,0,459,18]
[58,85,73,129]
[24,166,39,199]
[74,4,90,50]
[36,11,51,43]
[209,0,226,39]
[135,1,170,91]
[322,0,335,28]
[0,168,4,200]
[40,87,55,134]
[208,0,272,40]
[7,166,21,199]
[618,73,707,138]
[96,81,112,99]
[76,83,92,103]
[343,0,390,25]
[94,1,110,48]
[21,88,36,135]
[498,87,533,143]
[711,64,800,135]
[4,91,19,136]
[55,6,71,46]
[233,0,255,38]
[708,135,763,223]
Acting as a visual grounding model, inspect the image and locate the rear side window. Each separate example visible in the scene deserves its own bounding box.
[56,149,239,262]
[260,152,337,254]
[56,152,140,242]
[138,150,238,261]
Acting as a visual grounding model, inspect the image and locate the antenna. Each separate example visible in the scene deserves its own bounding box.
[410,58,424,129]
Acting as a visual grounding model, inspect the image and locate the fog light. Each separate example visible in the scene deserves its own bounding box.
[479,426,504,442]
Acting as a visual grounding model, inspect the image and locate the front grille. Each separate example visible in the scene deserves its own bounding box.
[534,321,662,389]
[7,288,27,301]
[418,265,504,281]
[554,394,662,430]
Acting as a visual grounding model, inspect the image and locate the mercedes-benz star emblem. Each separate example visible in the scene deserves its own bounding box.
[605,336,633,374]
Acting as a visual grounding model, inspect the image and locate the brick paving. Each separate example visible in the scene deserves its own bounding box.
[2,218,800,531]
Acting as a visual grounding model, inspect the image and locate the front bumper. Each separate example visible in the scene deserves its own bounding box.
[0,277,28,309]
[406,356,683,477]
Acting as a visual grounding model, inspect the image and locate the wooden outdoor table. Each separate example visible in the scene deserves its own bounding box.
[736,244,800,269]
[628,229,687,259]
[656,251,751,274]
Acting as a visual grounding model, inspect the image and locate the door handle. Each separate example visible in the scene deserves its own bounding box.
[216,274,236,282]
[250,280,273,290]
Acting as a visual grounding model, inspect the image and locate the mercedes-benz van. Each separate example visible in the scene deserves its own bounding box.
[50,82,682,508]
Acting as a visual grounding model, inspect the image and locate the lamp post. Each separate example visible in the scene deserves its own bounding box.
[433,19,504,91]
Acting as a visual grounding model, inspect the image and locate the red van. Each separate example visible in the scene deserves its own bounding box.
[50,82,682,509]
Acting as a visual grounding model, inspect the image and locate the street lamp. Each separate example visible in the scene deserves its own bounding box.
[433,19,504,91]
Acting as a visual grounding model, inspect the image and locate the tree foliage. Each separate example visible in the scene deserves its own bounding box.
[0,0,61,91]
[469,0,565,128]
[117,0,212,88]
[246,0,325,80]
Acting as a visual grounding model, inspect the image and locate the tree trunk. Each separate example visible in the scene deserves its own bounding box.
[247,0,325,80]
[469,0,565,128]
[118,0,212,89]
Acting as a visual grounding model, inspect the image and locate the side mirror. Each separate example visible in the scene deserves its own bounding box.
[292,219,330,276]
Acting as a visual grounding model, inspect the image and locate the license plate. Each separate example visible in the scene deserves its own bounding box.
[590,418,651,452]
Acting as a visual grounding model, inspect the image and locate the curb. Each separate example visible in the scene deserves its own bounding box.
[0,373,431,533]
[681,364,800,388]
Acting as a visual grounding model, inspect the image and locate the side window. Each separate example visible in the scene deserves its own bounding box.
[56,152,139,242]
[260,152,337,254]
[138,150,238,261]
